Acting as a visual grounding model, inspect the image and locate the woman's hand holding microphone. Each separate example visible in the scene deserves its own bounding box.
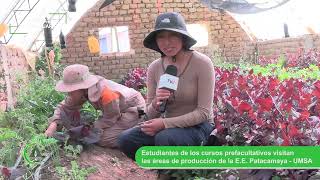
[141,88,171,136]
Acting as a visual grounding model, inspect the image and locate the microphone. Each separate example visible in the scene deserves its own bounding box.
[158,65,178,115]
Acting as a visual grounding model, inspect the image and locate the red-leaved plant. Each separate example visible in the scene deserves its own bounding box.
[258,48,320,68]
[121,68,147,90]
[213,67,320,146]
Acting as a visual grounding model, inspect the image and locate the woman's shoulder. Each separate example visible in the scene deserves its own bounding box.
[148,58,162,71]
[192,51,211,61]
[191,51,213,66]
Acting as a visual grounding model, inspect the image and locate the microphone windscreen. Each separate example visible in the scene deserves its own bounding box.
[158,65,179,91]
[165,65,177,76]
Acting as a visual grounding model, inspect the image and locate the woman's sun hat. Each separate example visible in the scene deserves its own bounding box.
[143,12,197,54]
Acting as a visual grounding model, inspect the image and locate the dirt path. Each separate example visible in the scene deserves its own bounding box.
[79,145,157,180]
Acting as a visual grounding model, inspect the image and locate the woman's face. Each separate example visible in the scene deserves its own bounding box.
[68,89,86,101]
[156,31,183,57]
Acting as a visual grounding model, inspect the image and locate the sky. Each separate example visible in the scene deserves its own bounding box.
[232,0,320,40]
[0,0,99,51]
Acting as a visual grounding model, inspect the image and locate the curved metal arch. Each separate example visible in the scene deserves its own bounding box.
[0,0,41,44]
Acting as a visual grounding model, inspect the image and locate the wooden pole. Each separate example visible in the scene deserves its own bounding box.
[114,26,120,52]
[44,47,53,77]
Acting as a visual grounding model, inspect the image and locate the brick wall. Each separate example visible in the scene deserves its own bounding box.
[235,34,320,64]
[0,48,5,111]
[0,45,29,111]
[254,34,320,58]
[215,12,254,62]
[61,0,251,81]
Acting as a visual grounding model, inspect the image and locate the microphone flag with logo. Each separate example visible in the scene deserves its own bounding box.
[158,65,178,115]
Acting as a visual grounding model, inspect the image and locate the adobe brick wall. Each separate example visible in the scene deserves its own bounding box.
[0,51,5,111]
[254,34,320,58]
[0,45,29,111]
[236,34,320,64]
[61,0,252,81]
[215,12,255,62]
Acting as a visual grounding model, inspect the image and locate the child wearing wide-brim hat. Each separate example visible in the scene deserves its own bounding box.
[45,64,145,148]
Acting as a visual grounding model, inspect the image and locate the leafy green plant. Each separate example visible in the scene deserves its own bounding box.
[14,74,64,133]
[0,75,64,148]
[0,108,39,139]
[81,102,101,121]
[0,45,86,179]
[17,74,64,113]
[139,87,147,98]
[63,144,83,159]
[55,161,96,180]
[0,65,65,174]
[22,134,59,168]
[0,128,22,167]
